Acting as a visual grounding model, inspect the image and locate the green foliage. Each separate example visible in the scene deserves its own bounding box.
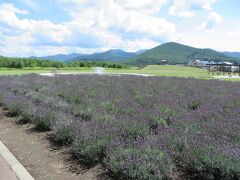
[150,116,169,128]
[67,95,82,104]
[105,146,174,180]
[0,56,65,68]
[56,92,65,98]
[182,148,240,179]
[32,111,55,130]
[120,121,149,139]
[72,137,109,164]
[149,107,177,130]
[102,101,117,113]
[72,108,92,121]
[0,56,128,69]
[0,95,3,106]
[7,101,21,117]
[20,112,32,124]
[159,106,178,117]
[52,116,75,144]
[67,61,128,69]
[188,100,201,110]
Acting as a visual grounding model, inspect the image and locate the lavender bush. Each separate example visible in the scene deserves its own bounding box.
[105,138,174,180]
[0,74,239,179]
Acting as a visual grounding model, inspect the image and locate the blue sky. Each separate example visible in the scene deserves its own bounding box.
[0,0,239,57]
[7,0,71,23]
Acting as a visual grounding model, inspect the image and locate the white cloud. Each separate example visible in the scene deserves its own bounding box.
[1,1,238,57]
[62,0,182,52]
[0,3,72,56]
[0,1,181,56]
[198,11,222,31]
[115,0,168,12]
[61,0,175,38]
[178,18,240,52]
[169,0,217,17]
[22,0,39,11]
[0,3,29,14]
[0,4,71,41]
[228,31,240,37]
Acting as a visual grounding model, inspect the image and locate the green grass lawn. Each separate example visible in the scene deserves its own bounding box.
[0,65,239,81]
[107,65,212,79]
[0,67,93,75]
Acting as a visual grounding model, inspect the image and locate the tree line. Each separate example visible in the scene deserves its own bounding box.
[0,57,128,69]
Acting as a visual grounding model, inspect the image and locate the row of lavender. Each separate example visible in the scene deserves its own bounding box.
[0,74,239,179]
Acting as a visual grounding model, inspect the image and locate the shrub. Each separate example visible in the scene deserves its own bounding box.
[67,95,82,104]
[7,101,22,117]
[72,137,109,165]
[188,100,201,110]
[53,100,70,112]
[72,108,92,121]
[149,116,169,129]
[181,147,240,179]
[52,114,75,144]
[0,94,3,106]
[120,121,149,139]
[20,102,37,123]
[31,107,56,130]
[159,106,176,116]
[24,91,43,103]
[105,144,174,180]
[0,74,239,179]
[102,101,117,113]
[56,92,65,98]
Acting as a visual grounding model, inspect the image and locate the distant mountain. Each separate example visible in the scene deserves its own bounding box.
[136,49,148,55]
[68,49,137,62]
[30,53,85,61]
[125,42,240,65]
[29,49,145,62]
[21,44,240,65]
[223,52,240,58]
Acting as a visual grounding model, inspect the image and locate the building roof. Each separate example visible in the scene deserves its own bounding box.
[192,59,234,65]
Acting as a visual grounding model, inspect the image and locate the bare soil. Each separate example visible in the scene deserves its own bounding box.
[0,107,105,180]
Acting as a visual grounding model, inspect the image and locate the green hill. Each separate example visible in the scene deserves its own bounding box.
[125,42,240,65]
[223,52,240,58]
[68,49,137,62]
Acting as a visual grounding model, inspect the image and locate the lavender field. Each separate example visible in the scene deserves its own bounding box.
[0,74,239,179]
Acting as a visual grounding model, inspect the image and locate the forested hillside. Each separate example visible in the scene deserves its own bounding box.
[126,42,240,65]
[69,49,137,62]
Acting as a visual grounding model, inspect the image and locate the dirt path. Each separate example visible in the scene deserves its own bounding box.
[0,107,103,180]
